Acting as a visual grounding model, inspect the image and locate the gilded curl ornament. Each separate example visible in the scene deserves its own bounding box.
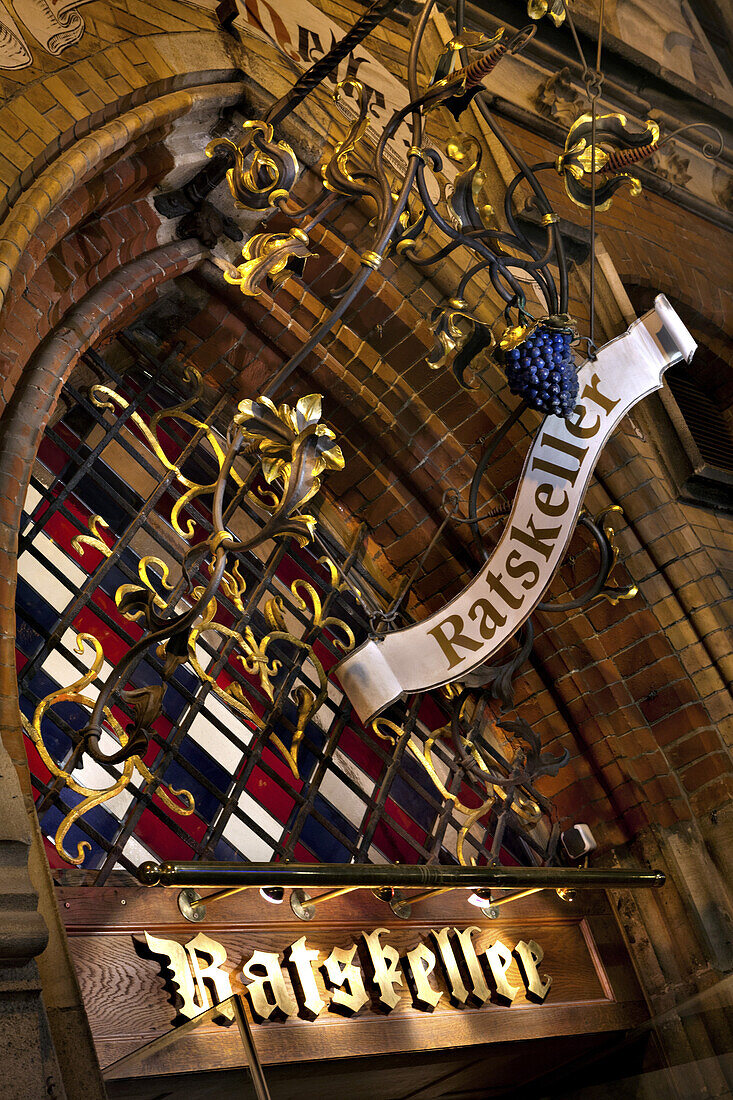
[206,120,299,211]
[371,707,565,867]
[22,634,194,866]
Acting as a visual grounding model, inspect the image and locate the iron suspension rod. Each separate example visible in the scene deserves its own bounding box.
[266,0,404,127]
[139,861,665,891]
[168,0,404,210]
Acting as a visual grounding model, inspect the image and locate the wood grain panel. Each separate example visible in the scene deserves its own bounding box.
[58,885,647,1077]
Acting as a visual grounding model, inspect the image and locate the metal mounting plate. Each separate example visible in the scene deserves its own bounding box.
[290,889,315,921]
[178,888,206,923]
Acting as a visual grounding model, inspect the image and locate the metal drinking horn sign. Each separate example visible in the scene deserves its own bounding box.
[336,295,696,723]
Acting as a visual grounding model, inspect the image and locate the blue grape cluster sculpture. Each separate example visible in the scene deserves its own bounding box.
[502,323,579,418]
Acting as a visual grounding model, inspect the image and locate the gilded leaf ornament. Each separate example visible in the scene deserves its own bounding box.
[557,114,660,211]
[321,80,384,215]
[223,229,313,298]
[207,120,300,211]
[428,299,479,370]
[234,393,345,507]
[446,135,495,233]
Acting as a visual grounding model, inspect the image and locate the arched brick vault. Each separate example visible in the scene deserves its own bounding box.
[0,23,731,868]
[0,57,247,800]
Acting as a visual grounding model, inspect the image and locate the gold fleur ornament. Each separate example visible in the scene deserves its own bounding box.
[527,0,566,26]
[207,120,299,211]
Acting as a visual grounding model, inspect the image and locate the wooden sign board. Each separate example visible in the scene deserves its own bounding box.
[58,885,646,1079]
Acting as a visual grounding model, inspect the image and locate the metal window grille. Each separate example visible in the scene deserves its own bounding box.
[666,366,733,474]
[16,330,553,883]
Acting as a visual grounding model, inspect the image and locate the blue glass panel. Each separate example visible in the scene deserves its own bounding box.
[38,802,106,868]
[70,452,144,533]
[16,575,58,633]
[213,837,243,862]
[165,738,232,820]
[16,613,46,661]
[387,774,436,831]
[300,794,358,862]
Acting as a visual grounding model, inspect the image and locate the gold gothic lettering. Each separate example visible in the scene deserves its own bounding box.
[140,927,552,1025]
[404,942,443,1011]
[484,939,520,1005]
[451,925,491,1006]
[514,939,553,1003]
[430,928,470,1007]
[142,931,233,1023]
[426,378,618,675]
[242,948,298,1021]
[320,944,369,1017]
[361,928,405,1011]
[286,936,326,1019]
[336,302,697,720]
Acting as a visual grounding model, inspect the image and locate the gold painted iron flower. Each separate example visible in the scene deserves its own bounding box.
[234,394,344,505]
[527,0,565,26]
[557,113,659,211]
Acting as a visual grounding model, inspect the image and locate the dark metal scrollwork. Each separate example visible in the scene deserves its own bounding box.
[29,380,348,862]
[206,120,300,211]
[557,113,660,211]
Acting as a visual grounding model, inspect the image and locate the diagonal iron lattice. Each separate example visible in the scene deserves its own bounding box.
[17,331,564,881]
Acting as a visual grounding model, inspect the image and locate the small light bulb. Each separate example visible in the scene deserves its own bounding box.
[467,889,492,907]
[260,886,285,904]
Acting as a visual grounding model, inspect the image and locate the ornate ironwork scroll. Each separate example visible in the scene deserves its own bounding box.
[28,371,354,860]
[28,0,714,877]
[22,634,194,865]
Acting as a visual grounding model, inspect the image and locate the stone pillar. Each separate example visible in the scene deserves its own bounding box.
[0,736,67,1100]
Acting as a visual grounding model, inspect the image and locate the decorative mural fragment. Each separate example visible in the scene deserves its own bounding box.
[233,0,417,170]
[0,0,92,67]
[10,0,91,56]
[0,3,32,68]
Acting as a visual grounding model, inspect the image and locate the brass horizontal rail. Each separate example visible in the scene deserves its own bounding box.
[138,861,665,892]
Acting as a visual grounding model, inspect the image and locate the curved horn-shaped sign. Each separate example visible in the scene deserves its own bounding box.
[336,295,695,723]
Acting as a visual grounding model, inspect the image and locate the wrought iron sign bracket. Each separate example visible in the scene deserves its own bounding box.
[137,860,666,924]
